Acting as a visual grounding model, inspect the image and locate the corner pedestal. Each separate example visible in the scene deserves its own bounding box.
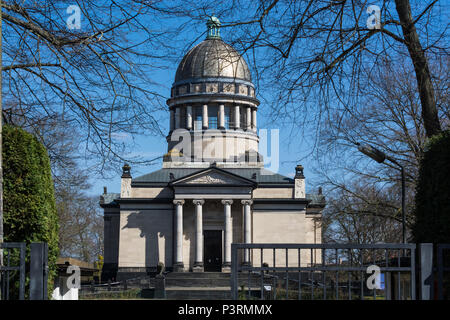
[222,263,231,273]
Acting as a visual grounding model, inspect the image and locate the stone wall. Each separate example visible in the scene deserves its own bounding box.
[118,204,173,269]
[252,209,322,267]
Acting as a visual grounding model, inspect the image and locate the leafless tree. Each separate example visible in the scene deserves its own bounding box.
[316,55,448,242]
[0,0,202,262]
[0,0,211,172]
[199,0,447,243]
[322,182,404,244]
[57,187,103,263]
[215,0,447,138]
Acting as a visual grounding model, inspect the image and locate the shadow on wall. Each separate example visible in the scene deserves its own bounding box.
[123,211,171,270]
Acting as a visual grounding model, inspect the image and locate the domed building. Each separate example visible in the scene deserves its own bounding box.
[100,17,325,280]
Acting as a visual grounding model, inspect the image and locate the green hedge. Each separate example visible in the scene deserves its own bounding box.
[3,124,59,298]
[413,130,450,243]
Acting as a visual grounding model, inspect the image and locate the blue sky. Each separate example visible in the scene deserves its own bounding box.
[78,7,380,197]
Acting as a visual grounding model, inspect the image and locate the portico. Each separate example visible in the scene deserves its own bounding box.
[170,167,255,272]
[172,198,251,272]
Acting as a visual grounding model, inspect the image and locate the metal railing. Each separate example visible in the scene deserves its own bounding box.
[0,242,26,300]
[231,243,416,300]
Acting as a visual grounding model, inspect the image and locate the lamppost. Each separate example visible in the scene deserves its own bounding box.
[357,143,406,244]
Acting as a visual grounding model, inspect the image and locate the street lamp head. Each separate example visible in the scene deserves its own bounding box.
[357,143,386,163]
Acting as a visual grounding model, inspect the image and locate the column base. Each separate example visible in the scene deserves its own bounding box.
[173,263,185,272]
[242,261,252,268]
[192,263,204,272]
[222,262,231,273]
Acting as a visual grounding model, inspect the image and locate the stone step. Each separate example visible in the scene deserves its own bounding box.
[165,277,274,288]
[164,272,275,289]
[165,272,229,279]
[165,272,269,279]
[165,277,231,287]
[165,287,232,300]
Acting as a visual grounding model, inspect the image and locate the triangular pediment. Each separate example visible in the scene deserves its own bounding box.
[170,168,255,186]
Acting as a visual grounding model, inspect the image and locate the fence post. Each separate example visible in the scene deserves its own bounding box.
[418,243,433,300]
[30,242,48,300]
[19,243,25,300]
[437,244,444,300]
[231,244,238,300]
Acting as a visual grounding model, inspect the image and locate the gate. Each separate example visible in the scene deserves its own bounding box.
[0,242,26,300]
[231,243,416,300]
[0,242,48,300]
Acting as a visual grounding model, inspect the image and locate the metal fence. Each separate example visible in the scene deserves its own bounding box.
[0,242,26,300]
[231,243,416,300]
[1,242,49,300]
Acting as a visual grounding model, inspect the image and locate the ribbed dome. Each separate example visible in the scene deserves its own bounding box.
[174,39,251,83]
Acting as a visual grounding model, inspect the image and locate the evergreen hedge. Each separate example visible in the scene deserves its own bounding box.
[3,124,59,298]
[413,130,450,243]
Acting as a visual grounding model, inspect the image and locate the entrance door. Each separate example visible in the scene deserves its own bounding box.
[204,230,222,272]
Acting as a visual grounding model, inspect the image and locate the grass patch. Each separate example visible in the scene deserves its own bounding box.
[80,289,143,300]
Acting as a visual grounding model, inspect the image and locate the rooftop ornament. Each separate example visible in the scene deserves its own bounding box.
[295,164,304,179]
[122,163,131,178]
[206,15,221,39]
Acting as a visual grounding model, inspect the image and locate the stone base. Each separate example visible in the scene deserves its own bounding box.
[222,262,231,273]
[192,262,204,272]
[173,263,185,272]
[154,274,166,299]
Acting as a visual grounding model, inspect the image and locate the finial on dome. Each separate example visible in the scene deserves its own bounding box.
[206,15,221,39]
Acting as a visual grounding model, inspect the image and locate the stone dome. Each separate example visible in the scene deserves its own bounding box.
[168,16,258,102]
[174,39,252,84]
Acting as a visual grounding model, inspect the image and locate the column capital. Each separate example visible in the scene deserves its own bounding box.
[221,199,233,206]
[173,199,185,205]
[241,199,253,205]
[193,199,205,206]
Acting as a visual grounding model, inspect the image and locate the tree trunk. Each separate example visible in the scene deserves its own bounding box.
[0,4,4,270]
[394,0,442,138]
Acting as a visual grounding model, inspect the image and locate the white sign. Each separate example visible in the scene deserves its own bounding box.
[67,265,81,289]
[366,264,381,290]
[366,5,381,30]
[66,5,81,30]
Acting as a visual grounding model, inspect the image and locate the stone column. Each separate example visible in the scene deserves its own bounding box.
[173,199,185,271]
[219,104,225,129]
[193,199,204,272]
[186,106,193,130]
[222,200,233,271]
[252,108,257,132]
[246,107,251,130]
[170,109,175,132]
[175,107,181,129]
[202,104,208,129]
[234,105,240,129]
[241,200,253,265]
